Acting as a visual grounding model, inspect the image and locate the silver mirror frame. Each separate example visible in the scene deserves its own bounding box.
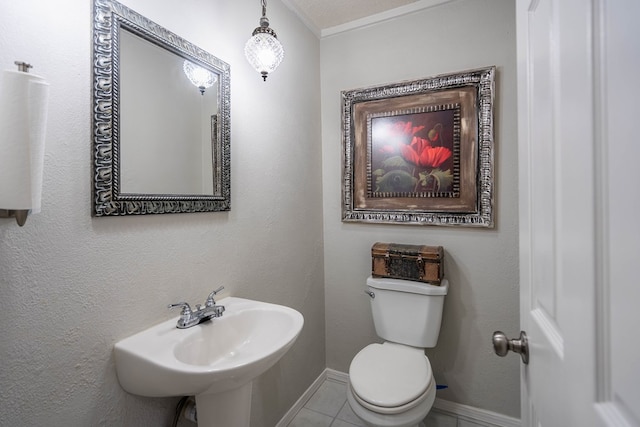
[91,0,231,216]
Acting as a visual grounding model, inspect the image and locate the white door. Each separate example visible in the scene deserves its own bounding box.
[515,0,640,426]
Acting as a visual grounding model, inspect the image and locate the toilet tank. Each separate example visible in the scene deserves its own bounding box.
[367,276,449,348]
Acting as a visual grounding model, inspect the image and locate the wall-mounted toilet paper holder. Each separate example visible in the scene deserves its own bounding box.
[0,208,30,226]
[0,61,48,227]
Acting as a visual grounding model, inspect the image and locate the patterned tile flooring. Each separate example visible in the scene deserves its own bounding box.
[285,378,472,427]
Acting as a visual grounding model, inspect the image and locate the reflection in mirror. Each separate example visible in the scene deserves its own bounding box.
[92,0,230,216]
[119,29,218,195]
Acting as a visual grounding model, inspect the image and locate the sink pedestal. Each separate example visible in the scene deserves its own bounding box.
[195,383,252,427]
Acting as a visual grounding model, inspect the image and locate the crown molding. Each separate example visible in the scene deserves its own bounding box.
[281,0,456,39]
[321,0,455,38]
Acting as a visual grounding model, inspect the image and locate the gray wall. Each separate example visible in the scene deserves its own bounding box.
[0,0,324,426]
[320,0,521,418]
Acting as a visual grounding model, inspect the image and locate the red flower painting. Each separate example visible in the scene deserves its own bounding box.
[370,111,455,194]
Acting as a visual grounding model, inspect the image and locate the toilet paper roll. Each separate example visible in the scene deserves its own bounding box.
[0,69,50,213]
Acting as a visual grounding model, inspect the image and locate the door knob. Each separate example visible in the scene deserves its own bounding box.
[492,330,529,364]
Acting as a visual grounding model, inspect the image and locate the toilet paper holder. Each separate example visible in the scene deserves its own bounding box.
[0,209,30,226]
[0,61,46,227]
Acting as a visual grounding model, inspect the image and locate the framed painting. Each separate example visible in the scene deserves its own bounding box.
[341,67,495,227]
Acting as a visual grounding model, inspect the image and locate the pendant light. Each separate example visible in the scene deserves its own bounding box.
[244,0,284,81]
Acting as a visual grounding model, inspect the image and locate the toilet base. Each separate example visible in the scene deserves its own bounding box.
[346,382,435,427]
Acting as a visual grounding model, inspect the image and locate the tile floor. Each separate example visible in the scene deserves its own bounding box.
[286,378,483,427]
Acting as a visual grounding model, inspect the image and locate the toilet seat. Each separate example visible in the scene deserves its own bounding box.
[349,342,433,415]
[351,379,434,415]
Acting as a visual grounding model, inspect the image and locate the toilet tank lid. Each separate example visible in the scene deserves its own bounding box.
[367,276,449,295]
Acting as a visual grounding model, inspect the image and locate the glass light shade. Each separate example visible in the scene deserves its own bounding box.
[183,60,217,94]
[244,31,284,81]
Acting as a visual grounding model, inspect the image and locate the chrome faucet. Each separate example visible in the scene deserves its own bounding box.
[168,286,226,329]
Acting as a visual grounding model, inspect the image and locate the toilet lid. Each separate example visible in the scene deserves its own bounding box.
[349,342,432,408]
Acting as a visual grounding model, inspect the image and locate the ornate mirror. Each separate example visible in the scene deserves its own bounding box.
[92,0,230,216]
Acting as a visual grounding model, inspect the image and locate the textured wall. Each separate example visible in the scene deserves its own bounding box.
[0,0,324,426]
[320,0,521,418]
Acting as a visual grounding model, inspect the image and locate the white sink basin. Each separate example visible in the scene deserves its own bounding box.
[114,297,304,398]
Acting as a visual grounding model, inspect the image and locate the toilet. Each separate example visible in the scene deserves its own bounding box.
[347,276,449,427]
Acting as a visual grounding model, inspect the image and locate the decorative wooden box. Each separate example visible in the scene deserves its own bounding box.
[371,242,444,285]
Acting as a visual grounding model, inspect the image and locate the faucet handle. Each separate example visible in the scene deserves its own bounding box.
[168,302,193,316]
[205,286,225,307]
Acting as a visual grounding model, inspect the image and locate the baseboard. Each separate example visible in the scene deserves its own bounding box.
[277,368,520,427]
[275,369,330,427]
[432,398,521,427]
[325,368,349,383]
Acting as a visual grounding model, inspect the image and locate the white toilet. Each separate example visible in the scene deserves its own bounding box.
[347,276,449,427]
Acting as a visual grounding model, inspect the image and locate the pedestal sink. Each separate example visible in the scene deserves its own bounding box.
[114,297,304,427]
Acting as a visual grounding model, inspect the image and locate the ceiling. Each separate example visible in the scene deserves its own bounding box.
[282,0,426,34]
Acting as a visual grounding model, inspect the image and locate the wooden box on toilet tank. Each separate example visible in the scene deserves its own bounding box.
[371,242,444,285]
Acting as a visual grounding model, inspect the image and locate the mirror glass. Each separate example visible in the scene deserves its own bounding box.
[92,0,230,216]
[120,29,218,195]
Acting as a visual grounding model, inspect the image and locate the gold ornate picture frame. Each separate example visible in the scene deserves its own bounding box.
[341,67,495,227]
